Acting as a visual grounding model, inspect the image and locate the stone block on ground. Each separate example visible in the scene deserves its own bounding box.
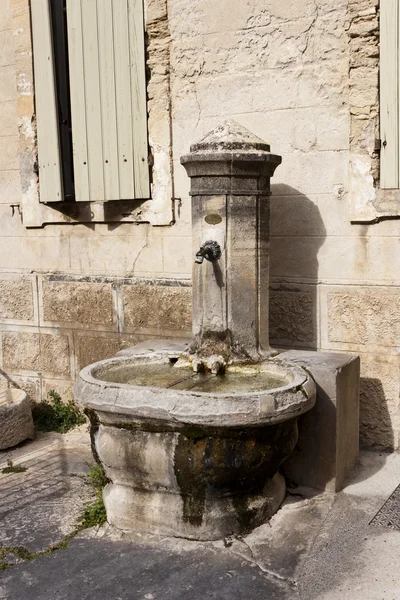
[0,388,34,450]
[279,350,360,492]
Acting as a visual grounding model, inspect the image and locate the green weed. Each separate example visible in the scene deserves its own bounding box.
[32,390,86,434]
[1,460,27,474]
[78,464,108,529]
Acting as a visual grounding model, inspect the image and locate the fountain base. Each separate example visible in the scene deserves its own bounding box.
[103,471,286,541]
[75,351,315,540]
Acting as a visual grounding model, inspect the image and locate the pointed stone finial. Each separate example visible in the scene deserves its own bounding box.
[190,120,271,153]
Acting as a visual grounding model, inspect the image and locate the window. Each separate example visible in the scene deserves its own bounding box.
[30,0,150,204]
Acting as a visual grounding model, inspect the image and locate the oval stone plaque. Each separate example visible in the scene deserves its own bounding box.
[204,214,222,225]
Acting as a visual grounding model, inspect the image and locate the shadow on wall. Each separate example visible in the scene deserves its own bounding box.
[359,378,394,451]
[268,186,395,451]
[268,184,326,351]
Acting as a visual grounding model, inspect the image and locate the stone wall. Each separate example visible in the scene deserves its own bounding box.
[0,0,399,449]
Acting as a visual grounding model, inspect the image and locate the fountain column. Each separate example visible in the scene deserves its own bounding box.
[181,120,282,365]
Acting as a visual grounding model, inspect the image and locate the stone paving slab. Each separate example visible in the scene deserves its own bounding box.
[1,429,400,599]
[0,427,94,554]
[0,534,293,600]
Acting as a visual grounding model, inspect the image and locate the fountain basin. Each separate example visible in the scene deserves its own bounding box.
[74,353,316,540]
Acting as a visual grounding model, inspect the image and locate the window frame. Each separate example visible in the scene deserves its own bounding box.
[13,0,174,227]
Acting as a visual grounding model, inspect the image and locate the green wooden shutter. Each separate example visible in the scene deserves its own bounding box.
[66,0,150,202]
[31,0,63,203]
[380,0,399,188]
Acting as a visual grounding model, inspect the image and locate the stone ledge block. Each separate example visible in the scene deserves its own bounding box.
[2,331,71,375]
[280,350,360,492]
[123,284,192,332]
[0,277,34,321]
[42,280,114,328]
[0,388,34,450]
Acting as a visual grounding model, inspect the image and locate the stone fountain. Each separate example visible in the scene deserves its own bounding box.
[74,121,316,540]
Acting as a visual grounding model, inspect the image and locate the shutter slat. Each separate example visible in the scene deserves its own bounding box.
[129,0,150,199]
[82,0,105,200]
[380,0,399,188]
[31,0,63,202]
[113,0,136,198]
[98,0,120,200]
[66,0,90,201]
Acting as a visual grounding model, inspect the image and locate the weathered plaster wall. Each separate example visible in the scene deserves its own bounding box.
[168,0,400,450]
[0,0,192,404]
[0,0,399,449]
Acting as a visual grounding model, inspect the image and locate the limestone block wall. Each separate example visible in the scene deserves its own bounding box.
[0,0,398,450]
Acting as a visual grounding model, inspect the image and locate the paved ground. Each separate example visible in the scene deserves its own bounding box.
[1,426,400,599]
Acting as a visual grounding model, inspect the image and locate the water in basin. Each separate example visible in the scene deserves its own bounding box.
[98,361,291,394]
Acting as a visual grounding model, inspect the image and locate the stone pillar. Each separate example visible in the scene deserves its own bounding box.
[181,121,281,363]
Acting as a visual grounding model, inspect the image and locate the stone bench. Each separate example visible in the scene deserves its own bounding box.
[0,388,34,450]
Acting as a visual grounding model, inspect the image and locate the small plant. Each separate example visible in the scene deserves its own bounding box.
[1,460,27,474]
[32,390,86,434]
[78,464,108,529]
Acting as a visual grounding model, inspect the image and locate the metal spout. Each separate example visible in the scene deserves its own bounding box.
[195,240,221,264]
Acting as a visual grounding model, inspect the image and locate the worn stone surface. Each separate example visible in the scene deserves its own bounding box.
[0,276,34,320]
[116,338,191,357]
[0,388,33,449]
[75,334,147,370]
[0,169,21,203]
[2,331,71,375]
[0,535,293,599]
[299,451,400,600]
[97,423,288,540]
[41,379,74,403]
[0,375,39,404]
[269,287,315,346]
[181,121,281,361]
[0,427,94,553]
[328,290,400,346]
[76,355,315,428]
[42,280,114,327]
[359,355,400,450]
[123,284,192,332]
[348,0,382,221]
[0,100,17,137]
[280,350,360,492]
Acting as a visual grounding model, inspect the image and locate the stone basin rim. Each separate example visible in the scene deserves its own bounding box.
[80,354,308,396]
[75,354,316,427]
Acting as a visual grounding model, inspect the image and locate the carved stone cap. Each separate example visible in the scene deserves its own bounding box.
[180,120,282,181]
[190,120,272,153]
[181,120,282,189]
